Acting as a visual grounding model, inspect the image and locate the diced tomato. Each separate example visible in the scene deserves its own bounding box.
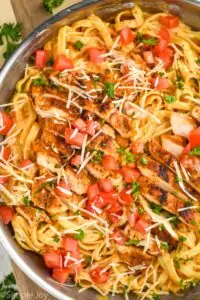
[54,55,74,71]
[143,51,154,65]
[111,229,127,245]
[87,183,100,201]
[108,211,122,223]
[87,48,106,64]
[63,237,78,256]
[182,143,191,154]
[126,162,136,168]
[157,47,174,69]
[71,155,81,167]
[89,267,110,285]
[119,189,133,205]
[19,159,33,170]
[0,111,14,135]
[0,176,9,184]
[151,77,170,90]
[0,206,14,224]
[189,127,200,149]
[1,146,11,161]
[128,209,139,227]
[85,120,97,136]
[154,39,168,55]
[55,180,71,198]
[130,140,144,154]
[134,220,149,234]
[98,178,113,193]
[106,199,121,214]
[102,155,119,171]
[52,268,70,284]
[65,128,85,147]
[160,16,179,29]
[43,250,62,269]
[120,26,135,45]
[159,27,171,42]
[121,166,140,183]
[35,50,47,69]
[72,119,86,132]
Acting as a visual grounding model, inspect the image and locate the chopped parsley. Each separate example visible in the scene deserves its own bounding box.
[140,157,148,165]
[176,75,184,90]
[92,150,104,163]
[189,146,200,156]
[160,242,169,250]
[104,82,115,98]
[158,72,164,77]
[0,273,20,300]
[93,76,100,89]
[135,32,157,45]
[159,224,165,231]
[152,294,160,300]
[46,57,54,66]
[138,207,144,215]
[5,106,11,113]
[175,176,183,183]
[126,239,140,246]
[43,0,64,13]
[122,285,129,296]
[164,95,176,103]
[179,236,187,242]
[75,210,80,215]
[53,235,60,243]
[75,40,84,51]
[132,181,140,196]
[74,229,84,241]
[174,258,180,269]
[118,147,135,163]
[0,23,22,60]
[169,215,180,227]
[32,77,48,86]
[196,58,200,64]
[84,256,92,265]
[22,196,31,206]
[150,203,162,215]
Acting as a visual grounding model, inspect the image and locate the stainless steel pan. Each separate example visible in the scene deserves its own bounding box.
[0,1,200,299]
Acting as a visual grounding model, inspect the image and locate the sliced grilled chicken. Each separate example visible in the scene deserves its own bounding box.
[117,245,152,266]
[86,161,110,179]
[191,105,200,123]
[170,112,196,138]
[161,135,185,157]
[65,167,90,194]
[109,111,135,139]
[149,140,200,194]
[16,206,50,225]
[41,129,73,157]
[88,132,119,158]
[137,157,190,203]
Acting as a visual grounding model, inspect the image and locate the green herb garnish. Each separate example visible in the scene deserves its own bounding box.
[5,106,11,113]
[0,273,20,300]
[126,239,140,246]
[0,23,22,60]
[47,57,54,66]
[175,176,183,183]
[196,58,200,64]
[53,235,60,243]
[176,75,184,90]
[104,82,115,98]
[189,146,200,156]
[84,256,92,265]
[138,207,144,215]
[140,157,148,165]
[169,215,180,227]
[32,77,48,86]
[43,0,64,13]
[152,293,160,300]
[75,40,84,51]
[174,258,180,269]
[22,196,31,206]
[74,229,84,241]
[150,203,162,215]
[135,32,156,45]
[160,242,169,250]
[118,147,135,163]
[164,95,176,104]
[92,150,104,163]
[179,236,187,242]
[132,181,140,196]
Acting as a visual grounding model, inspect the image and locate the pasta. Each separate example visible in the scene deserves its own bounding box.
[0,5,200,300]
